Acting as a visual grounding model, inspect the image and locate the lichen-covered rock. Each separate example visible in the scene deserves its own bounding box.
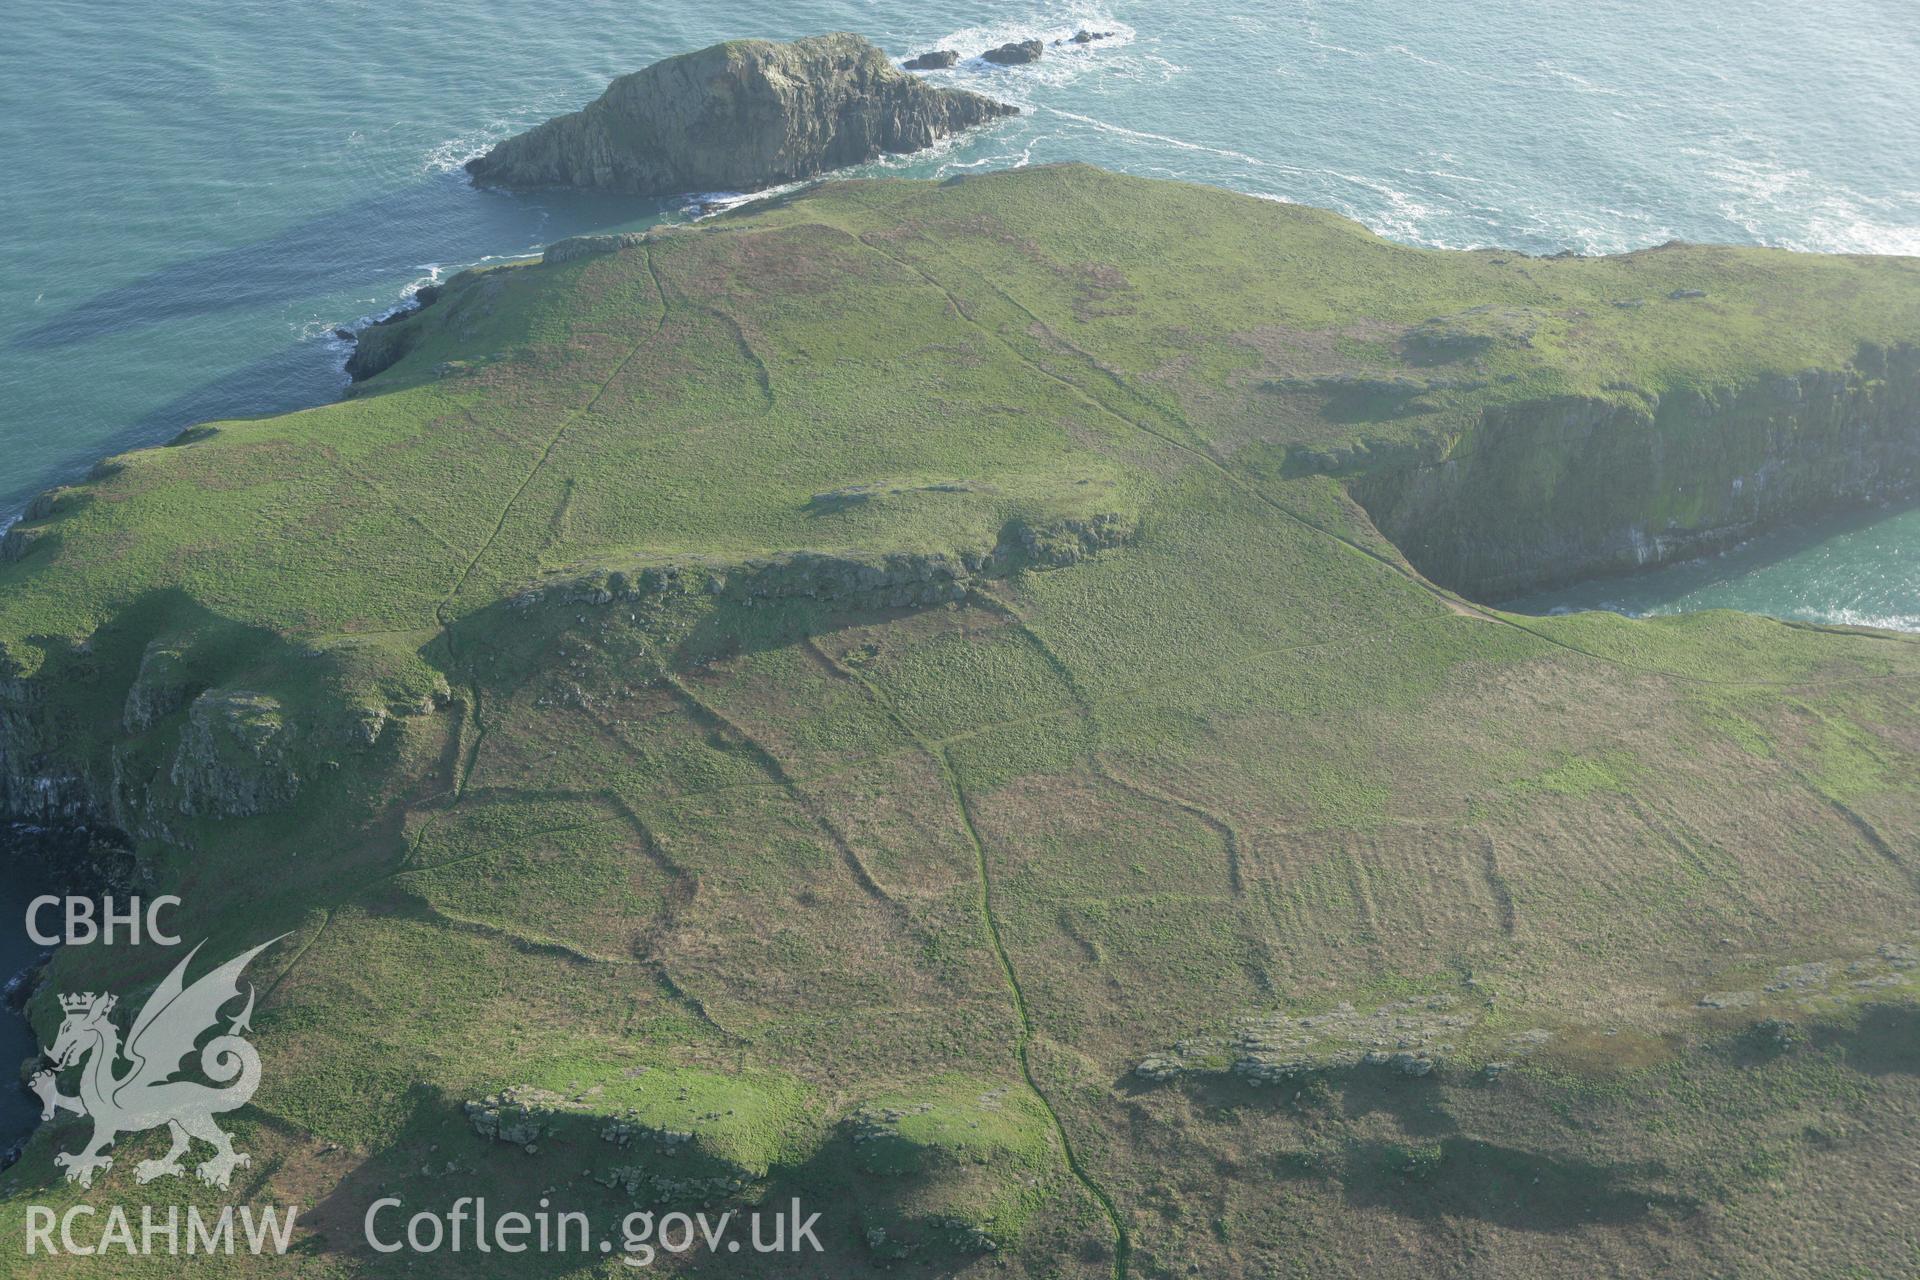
[465,1085,573,1146]
[123,639,195,733]
[544,231,650,265]
[465,34,1017,196]
[1752,1017,1799,1053]
[169,690,301,818]
[0,524,49,564]
[343,312,420,383]
[997,513,1136,567]
[345,270,507,385]
[22,487,79,522]
[530,513,1137,621]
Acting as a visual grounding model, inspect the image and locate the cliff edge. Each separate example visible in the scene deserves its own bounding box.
[464,33,1017,195]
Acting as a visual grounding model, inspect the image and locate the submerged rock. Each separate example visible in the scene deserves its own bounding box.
[465,34,1016,195]
[981,39,1045,66]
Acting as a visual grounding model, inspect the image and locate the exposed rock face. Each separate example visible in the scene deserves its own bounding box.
[170,690,301,818]
[345,268,506,385]
[514,514,1138,618]
[123,639,195,733]
[903,50,959,70]
[465,34,1016,195]
[981,40,1045,66]
[543,231,649,265]
[0,525,47,563]
[1351,344,1920,598]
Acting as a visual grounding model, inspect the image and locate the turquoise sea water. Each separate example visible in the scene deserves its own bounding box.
[1503,504,1920,631]
[2,0,1917,632]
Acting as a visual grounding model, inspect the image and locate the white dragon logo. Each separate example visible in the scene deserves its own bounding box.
[32,937,284,1189]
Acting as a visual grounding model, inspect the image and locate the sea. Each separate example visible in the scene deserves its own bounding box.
[2,0,1917,625]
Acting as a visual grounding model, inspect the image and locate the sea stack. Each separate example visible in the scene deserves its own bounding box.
[465,33,1017,196]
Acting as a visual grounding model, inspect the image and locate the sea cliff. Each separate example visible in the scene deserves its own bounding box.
[1351,344,1920,597]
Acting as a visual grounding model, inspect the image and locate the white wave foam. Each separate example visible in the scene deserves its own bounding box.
[318,262,482,346]
[918,8,1142,102]
[1695,140,1920,255]
[928,8,1137,60]
[1037,106,1275,171]
[1320,169,1446,244]
[1531,61,1626,97]
[422,119,523,176]
[687,178,813,219]
[1801,607,1920,633]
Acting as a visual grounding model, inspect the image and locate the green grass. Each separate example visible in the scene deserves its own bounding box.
[2,165,1917,1278]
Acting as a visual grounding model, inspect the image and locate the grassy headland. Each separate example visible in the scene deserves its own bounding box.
[1,165,1916,1277]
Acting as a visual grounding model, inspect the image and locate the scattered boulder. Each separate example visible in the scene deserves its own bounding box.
[981,39,1045,65]
[1668,288,1708,299]
[903,50,959,70]
[465,1085,592,1148]
[1698,990,1757,1010]
[1766,961,1834,992]
[1133,1055,1184,1083]
[1751,1017,1799,1054]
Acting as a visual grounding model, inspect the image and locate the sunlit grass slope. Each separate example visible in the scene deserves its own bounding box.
[1,165,1917,1278]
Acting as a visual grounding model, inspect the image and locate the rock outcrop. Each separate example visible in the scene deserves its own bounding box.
[170,690,301,818]
[465,34,1016,195]
[1350,344,1920,598]
[981,40,1045,66]
[903,50,959,71]
[513,513,1138,618]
